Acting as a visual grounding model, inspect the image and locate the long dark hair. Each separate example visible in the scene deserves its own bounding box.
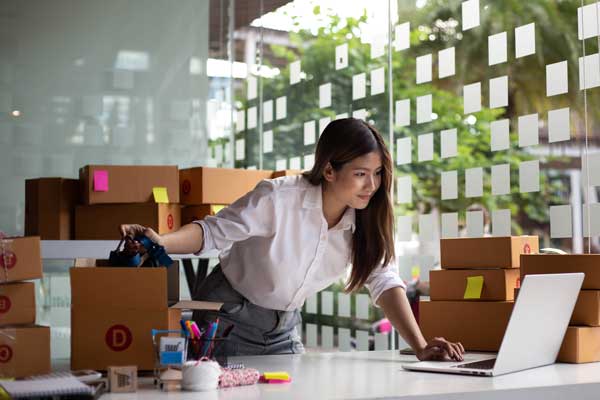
[303,118,395,293]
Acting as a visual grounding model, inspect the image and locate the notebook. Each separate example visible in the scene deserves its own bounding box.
[1,375,93,398]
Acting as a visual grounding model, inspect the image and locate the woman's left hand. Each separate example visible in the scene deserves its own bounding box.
[415,337,464,361]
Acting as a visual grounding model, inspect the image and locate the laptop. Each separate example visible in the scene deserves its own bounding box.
[402,272,584,377]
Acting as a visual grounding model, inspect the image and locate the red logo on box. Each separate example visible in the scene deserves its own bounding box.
[105,325,133,352]
[182,179,191,195]
[0,296,11,313]
[523,244,531,254]
[0,345,12,363]
[167,214,174,230]
[0,252,16,269]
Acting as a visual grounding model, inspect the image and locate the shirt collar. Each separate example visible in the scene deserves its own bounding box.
[302,181,356,233]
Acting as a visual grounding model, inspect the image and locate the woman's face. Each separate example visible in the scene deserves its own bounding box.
[327,151,383,210]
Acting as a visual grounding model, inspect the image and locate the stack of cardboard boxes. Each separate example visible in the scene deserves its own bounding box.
[420,236,539,351]
[0,236,50,378]
[521,254,600,363]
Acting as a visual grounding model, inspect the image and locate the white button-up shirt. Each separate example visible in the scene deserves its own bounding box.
[195,175,405,311]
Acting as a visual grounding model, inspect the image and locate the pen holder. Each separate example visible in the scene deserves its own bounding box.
[188,337,230,367]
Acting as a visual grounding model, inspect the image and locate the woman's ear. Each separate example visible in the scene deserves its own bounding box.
[323,162,336,183]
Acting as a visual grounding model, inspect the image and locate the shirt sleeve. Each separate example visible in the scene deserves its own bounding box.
[364,259,406,307]
[193,180,276,253]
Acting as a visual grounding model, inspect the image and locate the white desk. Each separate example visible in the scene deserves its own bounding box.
[100,350,600,399]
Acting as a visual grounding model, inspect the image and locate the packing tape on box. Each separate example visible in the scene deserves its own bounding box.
[0,234,12,283]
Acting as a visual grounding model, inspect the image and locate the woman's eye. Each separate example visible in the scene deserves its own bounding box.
[355,172,366,177]
[375,170,382,176]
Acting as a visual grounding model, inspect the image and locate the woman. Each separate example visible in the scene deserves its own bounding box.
[121,118,464,361]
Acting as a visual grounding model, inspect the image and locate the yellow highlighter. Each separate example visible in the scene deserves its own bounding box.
[263,371,290,381]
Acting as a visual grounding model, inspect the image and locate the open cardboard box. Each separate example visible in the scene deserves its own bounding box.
[440,236,539,269]
[0,236,42,283]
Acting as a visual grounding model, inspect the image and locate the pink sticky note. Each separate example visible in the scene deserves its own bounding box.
[93,170,109,192]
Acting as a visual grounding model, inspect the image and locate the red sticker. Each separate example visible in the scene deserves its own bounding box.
[0,252,16,269]
[0,345,12,363]
[0,296,11,314]
[523,244,531,254]
[105,325,133,352]
[182,179,191,195]
[167,214,174,230]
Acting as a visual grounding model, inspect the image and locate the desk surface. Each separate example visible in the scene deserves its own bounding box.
[100,350,600,399]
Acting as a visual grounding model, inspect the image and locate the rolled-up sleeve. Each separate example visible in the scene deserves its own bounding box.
[365,260,406,307]
[193,180,276,253]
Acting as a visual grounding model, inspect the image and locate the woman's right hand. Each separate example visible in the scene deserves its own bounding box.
[119,224,163,247]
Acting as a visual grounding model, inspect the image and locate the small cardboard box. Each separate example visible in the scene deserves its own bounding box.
[181,204,225,225]
[0,325,50,378]
[429,269,520,301]
[521,254,600,289]
[419,300,514,351]
[25,178,80,240]
[79,165,179,205]
[179,167,273,205]
[271,170,302,179]
[0,236,43,283]
[558,326,600,363]
[0,282,35,326]
[515,288,600,326]
[440,236,539,269]
[75,203,181,240]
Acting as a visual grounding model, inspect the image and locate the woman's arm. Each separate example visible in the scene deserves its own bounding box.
[120,223,204,254]
[377,286,464,361]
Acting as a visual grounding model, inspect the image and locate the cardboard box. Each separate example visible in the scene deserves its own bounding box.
[521,254,600,289]
[0,282,35,326]
[419,300,514,351]
[440,236,539,269]
[179,167,273,205]
[515,288,600,326]
[75,203,181,240]
[271,170,302,179]
[0,236,43,283]
[181,205,225,225]
[0,325,50,378]
[558,326,600,363]
[25,178,80,240]
[79,165,179,205]
[429,269,520,301]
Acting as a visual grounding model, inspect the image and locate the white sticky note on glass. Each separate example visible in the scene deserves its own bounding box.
[276,96,287,120]
[371,67,385,95]
[550,205,573,238]
[519,160,540,193]
[491,163,510,195]
[546,61,568,97]
[441,170,458,200]
[338,328,351,352]
[491,119,510,151]
[440,128,457,158]
[488,31,507,66]
[395,99,410,127]
[303,154,315,170]
[356,330,369,352]
[353,73,367,100]
[578,3,600,40]
[548,107,570,143]
[466,210,484,238]
[275,159,287,170]
[235,139,245,161]
[582,152,600,187]
[518,113,539,147]
[397,215,413,241]
[338,293,351,317]
[356,294,370,319]
[371,36,385,59]
[442,212,459,239]
[396,137,412,165]
[247,76,257,100]
[263,130,273,154]
[322,326,334,350]
[374,333,388,351]
[515,23,536,58]
[236,110,245,133]
[397,175,412,204]
[395,22,410,51]
[247,106,257,129]
[320,83,332,108]
[353,109,367,121]
[418,133,434,162]
[305,293,317,314]
[321,291,334,316]
[463,82,481,114]
[492,209,511,236]
[462,0,480,31]
[419,214,436,242]
[489,75,508,108]
[319,117,331,136]
[336,43,349,70]
[306,323,317,347]
[289,156,301,170]
[290,60,301,85]
[416,54,433,84]
[263,100,273,124]
[583,203,600,237]
[439,47,455,78]
[416,94,432,124]
[304,120,316,145]
[465,167,483,198]
[579,53,600,90]
[336,113,349,120]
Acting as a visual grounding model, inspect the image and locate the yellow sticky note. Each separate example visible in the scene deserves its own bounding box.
[211,205,226,214]
[263,371,290,381]
[411,266,420,279]
[464,276,484,299]
[153,187,169,204]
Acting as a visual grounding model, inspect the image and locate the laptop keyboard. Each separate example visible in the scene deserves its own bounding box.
[452,358,496,370]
